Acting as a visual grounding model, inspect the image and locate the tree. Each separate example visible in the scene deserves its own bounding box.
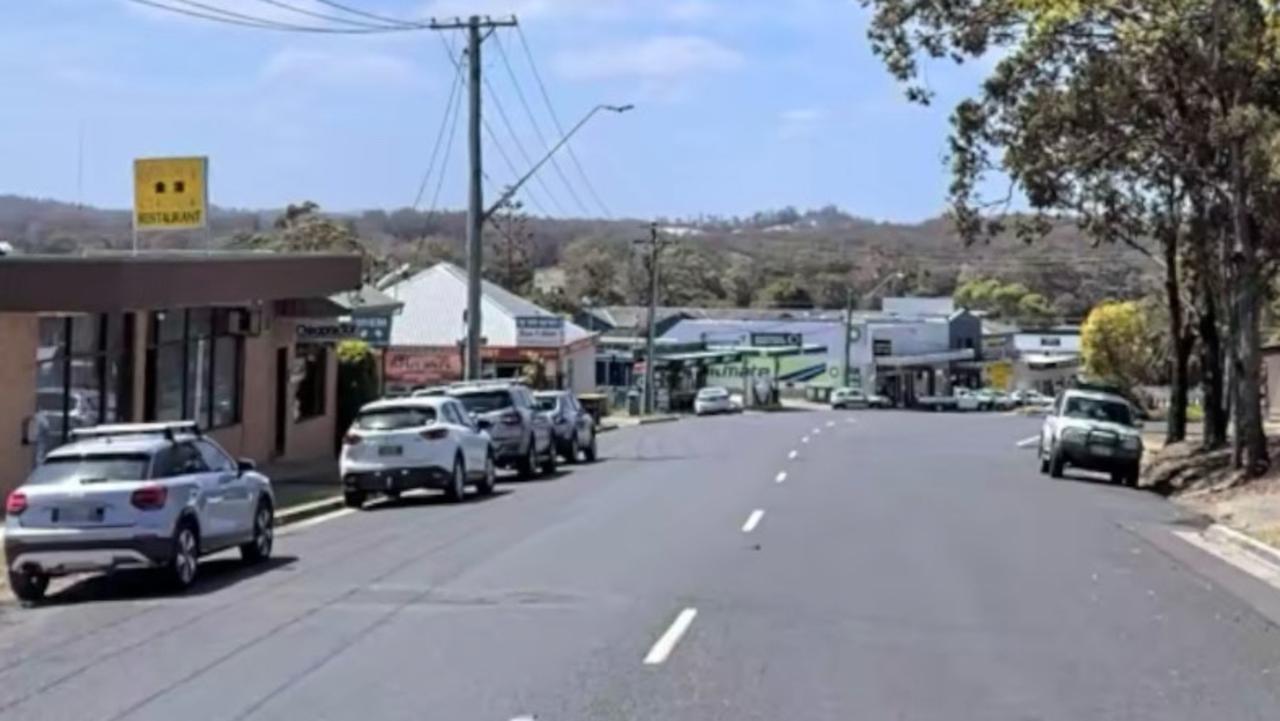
[1082,301,1155,391]
[562,236,627,306]
[757,277,815,309]
[484,200,534,294]
[231,201,385,282]
[335,341,379,450]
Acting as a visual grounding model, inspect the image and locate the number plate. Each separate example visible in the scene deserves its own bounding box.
[56,506,102,523]
[1091,445,1114,457]
[378,445,403,457]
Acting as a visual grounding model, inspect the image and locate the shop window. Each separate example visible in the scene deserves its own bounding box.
[33,314,132,454]
[293,345,327,420]
[146,309,244,430]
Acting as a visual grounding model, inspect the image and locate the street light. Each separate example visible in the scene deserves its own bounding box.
[841,271,906,388]
[483,103,634,221]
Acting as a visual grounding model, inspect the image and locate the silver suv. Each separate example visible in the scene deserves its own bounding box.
[1039,388,1144,485]
[448,382,556,479]
[3,422,275,603]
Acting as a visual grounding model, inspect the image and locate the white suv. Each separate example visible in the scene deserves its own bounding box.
[1040,388,1144,485]
[4,422,275,603]
[340,396,496,508]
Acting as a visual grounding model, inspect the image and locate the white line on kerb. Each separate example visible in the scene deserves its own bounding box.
[644,608,698,665]
[775,471,787,483]
[278,507,356,535]
[788,450,798,460]
[742,509,765,533]
[1015,435,1039,449]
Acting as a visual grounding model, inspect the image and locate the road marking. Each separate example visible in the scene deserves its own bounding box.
[742,509,765,533]
[788,450,798,460]
[801,436,810,444]
[812,427,821,434]
[826,420,835,428]
[1173,529,1280,590]
[775,471,787,484]
[644,608,698,665]
[278,507,355,535]
[1015,435,1039,449]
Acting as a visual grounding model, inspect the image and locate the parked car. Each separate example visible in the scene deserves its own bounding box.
[448,382,556,479]
[694,386,737,415]
[534,390,598,463]
[830,387,869,409]
[978,389,1017,411]
[866,392,893,409]
[3,421,274,603]
[1039,388,1143,485]
[340,396,496,508]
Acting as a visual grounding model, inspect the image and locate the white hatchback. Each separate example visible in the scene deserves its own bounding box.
[340,396,495,508]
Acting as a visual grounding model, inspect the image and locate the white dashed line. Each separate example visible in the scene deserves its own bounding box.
[826,420,835,428]
[742,509,765,533]
[812,427,821,434]
[801,436,810,444]
[1015,435,1039,449]
[846,418,856,424]
[644,608,698,665]
[788,450,798,460]
[775,471,787,484]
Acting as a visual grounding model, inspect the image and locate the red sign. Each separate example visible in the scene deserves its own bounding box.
[384,348,462,386]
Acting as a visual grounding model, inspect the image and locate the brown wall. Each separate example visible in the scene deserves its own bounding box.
[1267,353,1280,421]
[0,314,38,493]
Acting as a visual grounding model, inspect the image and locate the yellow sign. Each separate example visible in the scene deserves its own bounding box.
[133,157,208,230]
[986,360,1014,391]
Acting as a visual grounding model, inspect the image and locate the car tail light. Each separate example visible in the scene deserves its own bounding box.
[501,412,522,426]
[5,491,27,516]
[130,484,168,511]
[421,428,449,441]
[343,433,363,446]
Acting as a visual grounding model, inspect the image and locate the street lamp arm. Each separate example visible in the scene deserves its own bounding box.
[483,104,633,220]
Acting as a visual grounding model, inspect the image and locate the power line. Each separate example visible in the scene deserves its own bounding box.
[513,25,613,218]
[482,74,568,216]
[127,0,414,33]
[413,56,466,210]
[309,0,427,27]
[492,32,591,217]
[247,0,404,29]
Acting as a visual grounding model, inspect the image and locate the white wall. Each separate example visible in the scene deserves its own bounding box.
[565,343,597,393]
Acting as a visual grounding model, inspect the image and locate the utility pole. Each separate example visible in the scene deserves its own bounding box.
[430,15,516,380]
[841,286,854,389]
[635,222,670,414]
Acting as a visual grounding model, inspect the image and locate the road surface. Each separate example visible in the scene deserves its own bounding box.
[3,410,1280,720]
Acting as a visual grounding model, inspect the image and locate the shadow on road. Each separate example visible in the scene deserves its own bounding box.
[38,555,299,606]
[364,489,513,510]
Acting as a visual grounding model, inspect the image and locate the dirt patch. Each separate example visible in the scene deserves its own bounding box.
[1145,438,1280,544]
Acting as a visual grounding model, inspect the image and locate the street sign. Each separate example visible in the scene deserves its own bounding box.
[352,315,393,348]
[296,320,358,343]
[516,316,565,347]
[750,332,802,348]
[133,157,209,230]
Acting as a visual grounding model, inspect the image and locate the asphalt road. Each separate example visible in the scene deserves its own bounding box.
[3,410,1280,720]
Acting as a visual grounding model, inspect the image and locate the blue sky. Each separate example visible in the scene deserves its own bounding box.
[0,0,993,222]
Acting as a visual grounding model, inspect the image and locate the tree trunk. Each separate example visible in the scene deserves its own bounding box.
[1229,147,1268,476]
[1164,225,1188,444]
[1192,203,1228,449]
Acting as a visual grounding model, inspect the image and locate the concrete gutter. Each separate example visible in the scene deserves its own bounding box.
[274,496,346,527]
[1204,523,1280,568]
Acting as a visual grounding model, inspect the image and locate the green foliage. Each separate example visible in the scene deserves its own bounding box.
[757,277,815,309]
[955,277,1054,323]
[335,341,380,445]
[1081,301,1154,390]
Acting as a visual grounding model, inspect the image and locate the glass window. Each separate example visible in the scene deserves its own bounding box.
[27,454,151,485]
[33,314,131,452]
[69,316,101,355]
[294,345,327,421]
[194,440,235,473]
[147,309,243,430]
[154,443,208,477]
[453,390,513,414]
[534,395,559,412]
[186,336,211,428]
[154,344,185,421]
[355,407,436,430]
[454,402,477,429]
[1064,396,1133,426]
[212,337,240,428]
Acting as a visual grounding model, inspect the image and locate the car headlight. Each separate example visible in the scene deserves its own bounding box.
[1061,427,1087,443]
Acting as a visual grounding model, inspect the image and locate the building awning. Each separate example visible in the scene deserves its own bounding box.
[0,252,361,313]
[875,348,975,368]
[1022,353,1081,369]
[653,349,745,364]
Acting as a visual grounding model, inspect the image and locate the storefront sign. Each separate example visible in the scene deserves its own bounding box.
[353,315,393,347]
[516,316,565,347]
[385,348,462,386]
[133,156,209,230]
[750,332,802,348]
[295,321,358,343]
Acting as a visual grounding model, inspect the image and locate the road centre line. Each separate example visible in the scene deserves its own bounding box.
[826,420,836,427]
[1015,435,1039,449]
[644,608,699,665]
[801,436,810,444]
[775,471,787,483]
[813,427,822,434]
[788,450,798,460]
[742,509,765,533]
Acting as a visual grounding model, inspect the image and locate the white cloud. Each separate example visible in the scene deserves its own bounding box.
[260,48,417,87]
[554,35,742,81]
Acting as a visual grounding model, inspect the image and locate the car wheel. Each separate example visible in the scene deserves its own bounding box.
[8,568,49,604]
[517,437,537,479]
[445,456,467,502]
[240,499,274,564]
[1125,463,1141,487]
[565,436,579,464]
[1049,446,1066,478]
[343,489,366,509]
[584,431,597,463]
[476,452,497,496]
[166,519,200,592]
[541,440,558,475]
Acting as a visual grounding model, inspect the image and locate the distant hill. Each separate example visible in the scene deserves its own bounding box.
[0,195,1154,317]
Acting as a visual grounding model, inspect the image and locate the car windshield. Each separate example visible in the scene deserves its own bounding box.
[454,391,513,414]
[698,388,728,398]
[1064,396,1133,426]
[27,454,150,485]
[534,396,560,412]
[355,407,436,430]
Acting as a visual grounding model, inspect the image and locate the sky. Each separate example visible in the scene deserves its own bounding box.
[0,0,996,222]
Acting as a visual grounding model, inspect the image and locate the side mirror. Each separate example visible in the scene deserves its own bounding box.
[237,458,256,475]
[476,418,493,431]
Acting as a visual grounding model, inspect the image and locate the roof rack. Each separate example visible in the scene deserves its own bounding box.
[447,380,529,390]
[69,421,202,442]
